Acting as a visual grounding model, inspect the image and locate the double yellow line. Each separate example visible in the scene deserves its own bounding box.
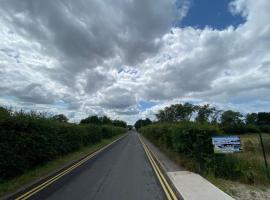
[139,136,178,200]
[15,135,126,200]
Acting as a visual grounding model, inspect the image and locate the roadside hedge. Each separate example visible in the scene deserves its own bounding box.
[0,114,125,179]
[222,124,261,134]
[139,122,221,171]
[139,122,268,183]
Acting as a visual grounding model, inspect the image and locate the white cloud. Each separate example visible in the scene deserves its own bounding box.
[0,0,270,124]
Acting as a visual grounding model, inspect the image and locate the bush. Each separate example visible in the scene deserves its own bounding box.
[259,125,270,133]
[213,155,253,183]
[140,122,220,172]
[244,124,261,133]
[222,124,260,134]
[0,112,125,179]
[139,122,259,182]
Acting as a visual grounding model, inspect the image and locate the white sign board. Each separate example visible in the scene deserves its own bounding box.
[212,136,241,153]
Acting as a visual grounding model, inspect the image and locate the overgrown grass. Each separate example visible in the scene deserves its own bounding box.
[233,133,270,184]
[0,134,124,198]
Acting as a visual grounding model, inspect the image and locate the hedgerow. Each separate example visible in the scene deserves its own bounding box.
[0,110,125,179]
[139,122,220,171]
[139,122,269,183]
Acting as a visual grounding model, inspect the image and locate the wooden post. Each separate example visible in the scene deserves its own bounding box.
[258,132,269,178]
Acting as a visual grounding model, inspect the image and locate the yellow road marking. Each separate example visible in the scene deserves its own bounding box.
[145,144,178,200]
[15,134,127,200]
[139,135,178,200]
[142,142,172,200]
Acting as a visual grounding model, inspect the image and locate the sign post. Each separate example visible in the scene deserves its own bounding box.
[258,132,269,179]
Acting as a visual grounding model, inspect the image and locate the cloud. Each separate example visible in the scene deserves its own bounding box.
[138,0,270,103]
[0,0,270,124]
[98,87,136,109]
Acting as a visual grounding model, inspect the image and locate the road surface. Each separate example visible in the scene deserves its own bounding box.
[27,131,165,200]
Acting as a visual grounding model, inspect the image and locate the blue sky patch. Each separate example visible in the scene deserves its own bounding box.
[138,100,156,111]
[178,0,245,29]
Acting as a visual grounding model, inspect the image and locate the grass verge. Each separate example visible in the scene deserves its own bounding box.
[0,134,125,198]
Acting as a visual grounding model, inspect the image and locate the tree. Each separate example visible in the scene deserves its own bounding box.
[134,118,152,130]
[112,120,127,128]
[99,116,112,124]
[0,107,10,119]
[156,110,166,122]
[156,103,196,122]
[80,115,101,124]
[80,115,127,127]
[175,103,196,121]
[195,104,215,123]
[245,113,258,125]
[52,114,68,123]
[221,110,243,127]
[211,109,223,125]
[257,112,270,125]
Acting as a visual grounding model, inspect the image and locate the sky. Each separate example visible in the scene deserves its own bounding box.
[0,0,270,124]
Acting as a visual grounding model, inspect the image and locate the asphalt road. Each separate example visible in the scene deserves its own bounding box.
[28,131,165,200]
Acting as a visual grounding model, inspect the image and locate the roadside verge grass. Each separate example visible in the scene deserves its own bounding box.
[0,134,125,198]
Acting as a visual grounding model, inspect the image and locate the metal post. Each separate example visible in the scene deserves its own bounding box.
[258,132,269,178]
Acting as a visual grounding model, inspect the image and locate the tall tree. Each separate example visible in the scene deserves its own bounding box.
[99,116,112,124]
[0,107,10,119]
[156,103,196,122]
[134,118,152,130]
[52,114,68,123]
[156,110,166,122]
[112,120,127,128]
[211,109,223,125]
[175,103,196,121]
[221,110,243,127]
[245,113,258,125]
[80,115,101,124]
[195,104,215,123]
[257,112,270,125]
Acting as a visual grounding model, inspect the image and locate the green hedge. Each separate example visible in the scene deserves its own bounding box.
[139,122,260,182]
[0,114,125,179]
[139,122,220,171]
[222,124,261,134]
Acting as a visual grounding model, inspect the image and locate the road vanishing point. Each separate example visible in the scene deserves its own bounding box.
[13,131,178,200]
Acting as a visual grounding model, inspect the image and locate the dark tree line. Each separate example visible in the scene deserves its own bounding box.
[80,115,127,128]
[134,118,152,130]
[134,103,270,134]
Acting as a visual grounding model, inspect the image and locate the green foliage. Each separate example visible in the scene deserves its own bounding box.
[139,122,270,183]
[112,120,127,128]
[257,112,270,125]
[195,104,219,124]
[80,115,101,124]
[80,115,127,128]
[0,108,125,180]
[134,118,152,130]
[222,124,261,134]
[140,122,220,171]
[156,103,196,122]
[0,107,11,119]
[51,114,68,123]
[221,110,243,127]
[259,125,270,133]
[154,103,270,134]
[245,113,258,125]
